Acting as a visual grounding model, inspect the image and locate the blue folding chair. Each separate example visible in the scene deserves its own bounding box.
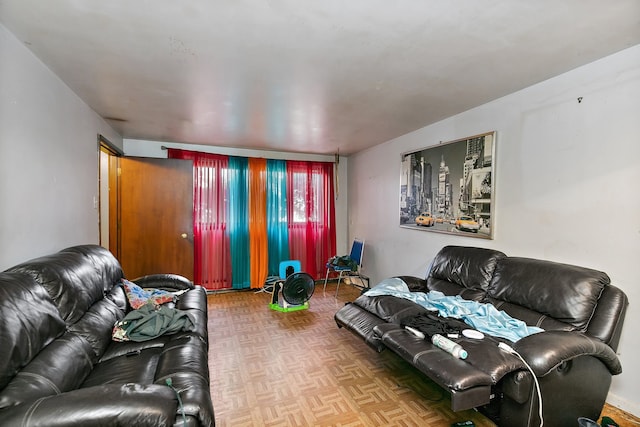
[323,238,365,297]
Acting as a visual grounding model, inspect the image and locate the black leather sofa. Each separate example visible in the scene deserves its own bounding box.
[335,246,628,427]
[0,244,214,427]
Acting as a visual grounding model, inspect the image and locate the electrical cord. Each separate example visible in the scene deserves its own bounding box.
[498,342,543,427]
[165,378,187,427]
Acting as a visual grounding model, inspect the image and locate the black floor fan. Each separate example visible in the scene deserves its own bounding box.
[269,272,315,312]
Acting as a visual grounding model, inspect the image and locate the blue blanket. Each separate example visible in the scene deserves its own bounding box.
[366,278,543,342]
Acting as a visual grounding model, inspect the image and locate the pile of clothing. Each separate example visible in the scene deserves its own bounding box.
[112,279,195,342]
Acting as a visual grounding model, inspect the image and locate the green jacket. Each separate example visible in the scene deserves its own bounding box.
[113,304,196,342]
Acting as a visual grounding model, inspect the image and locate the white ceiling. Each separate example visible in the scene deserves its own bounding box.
[1,1,639,155]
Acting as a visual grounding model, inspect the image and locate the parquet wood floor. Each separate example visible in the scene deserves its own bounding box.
[206,283,639,427]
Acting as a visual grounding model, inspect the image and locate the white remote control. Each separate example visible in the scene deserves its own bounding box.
[405,326,425,339]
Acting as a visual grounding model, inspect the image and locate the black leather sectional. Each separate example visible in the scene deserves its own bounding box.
[335,245,628,427]
[0,244,214,426]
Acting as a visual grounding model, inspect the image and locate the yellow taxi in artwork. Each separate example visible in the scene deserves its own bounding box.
[455,215,480,233]
[415,212,435,227]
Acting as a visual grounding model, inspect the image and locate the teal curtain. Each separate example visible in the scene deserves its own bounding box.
[227,156,251,289]
[266,159,290,276]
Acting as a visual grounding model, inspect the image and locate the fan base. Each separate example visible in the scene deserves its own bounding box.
[269,302,310,312]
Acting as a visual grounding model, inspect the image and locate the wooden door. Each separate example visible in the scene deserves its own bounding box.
[117,157,194,280]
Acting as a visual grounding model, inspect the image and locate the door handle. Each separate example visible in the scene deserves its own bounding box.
[181,233,188,239]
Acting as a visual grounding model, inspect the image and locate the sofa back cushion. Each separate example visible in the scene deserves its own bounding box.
[488,257,609,332]
[61,245,124,294]
[427,246,506,300]
[7,249,116,325]
[68,292,128,361]
[0,272,66,390]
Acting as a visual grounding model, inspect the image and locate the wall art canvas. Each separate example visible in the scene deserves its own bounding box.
[399,131,496,239]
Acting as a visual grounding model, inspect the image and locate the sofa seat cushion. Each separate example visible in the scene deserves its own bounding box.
[353,294,431,324]
[82,347,164,388]
[426,278,487,301]
[0,333,94,409]
[488,299,577,332]
[363,280,544,342]
[83,311,207,389]
[0,384,178,427]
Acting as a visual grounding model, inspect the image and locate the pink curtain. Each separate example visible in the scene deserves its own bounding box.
[286,161,336,279]
[168,149,231,290]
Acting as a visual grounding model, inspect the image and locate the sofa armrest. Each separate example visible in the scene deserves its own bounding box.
[0,384,178,427]
[512,331,621,377]
[132,274,195,291]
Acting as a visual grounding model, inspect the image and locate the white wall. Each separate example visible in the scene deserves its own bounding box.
[123,139,350,256]
[348,44,640,415]
[0,23,122,269]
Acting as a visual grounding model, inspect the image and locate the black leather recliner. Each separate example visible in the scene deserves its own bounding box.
[0,244,214,427]
[335,245,628,427]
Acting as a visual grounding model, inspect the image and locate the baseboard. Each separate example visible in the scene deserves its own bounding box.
[607,391,640,417]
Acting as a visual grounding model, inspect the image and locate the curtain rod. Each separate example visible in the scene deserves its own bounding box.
[160,145,338,165]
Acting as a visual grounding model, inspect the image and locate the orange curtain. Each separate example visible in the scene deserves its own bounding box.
[248,158,268,288]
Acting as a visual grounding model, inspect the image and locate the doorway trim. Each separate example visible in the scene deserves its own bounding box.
[97,135,123,254]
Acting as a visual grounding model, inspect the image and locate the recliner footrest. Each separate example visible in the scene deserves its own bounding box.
[374,323,493,411]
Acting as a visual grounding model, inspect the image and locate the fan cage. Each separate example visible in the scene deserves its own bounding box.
[269,272,315,312]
